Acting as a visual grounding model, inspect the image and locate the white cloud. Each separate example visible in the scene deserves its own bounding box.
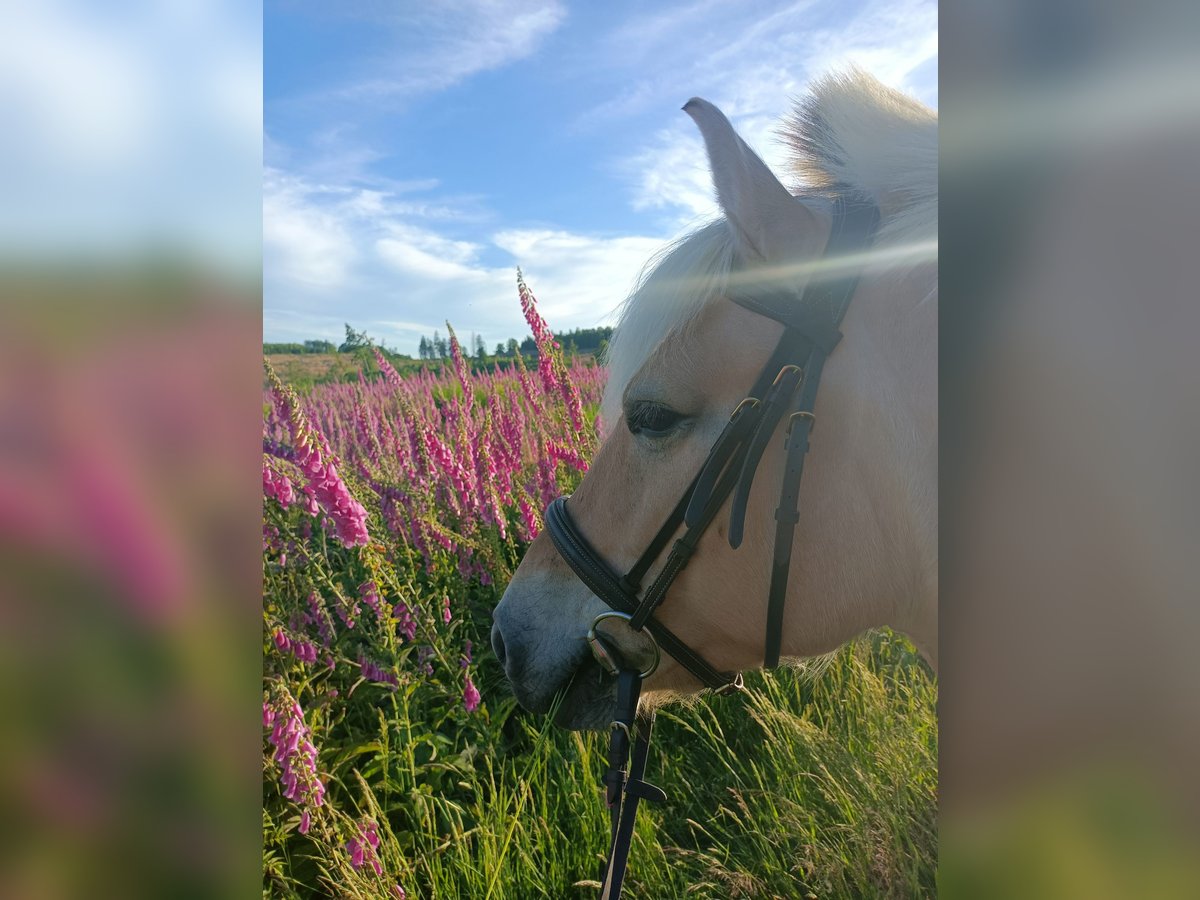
[376,240,485,282]
[314,0,567,104]
[619,113,796,231]
[264,158,670,352]
[624,127,715,221]
[791,0,938,103]
[379,222,482,265]
[584,0,937,223]
[264,166,494,292]
[263,168,358,289]
[493,229,670,325]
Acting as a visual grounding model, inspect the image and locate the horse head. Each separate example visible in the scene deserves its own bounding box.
[493,71,937,729]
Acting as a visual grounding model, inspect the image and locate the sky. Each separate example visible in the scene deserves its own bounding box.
[264,0,937,355]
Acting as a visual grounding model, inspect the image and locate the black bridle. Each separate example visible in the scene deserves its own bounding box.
[544,189,879,899]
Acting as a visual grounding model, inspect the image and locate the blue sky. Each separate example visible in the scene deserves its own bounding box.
[264,0,937,355]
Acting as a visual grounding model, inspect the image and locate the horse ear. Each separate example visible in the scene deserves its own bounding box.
[683,97,822,265]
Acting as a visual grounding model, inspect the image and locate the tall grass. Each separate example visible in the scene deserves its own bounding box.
[265,617,935,898]
[396,634,936,899]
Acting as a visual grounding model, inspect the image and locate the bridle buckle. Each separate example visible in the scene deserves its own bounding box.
[728,396,761,421]
[771,364,803,386]
[713,673,745,696]
[786,410,816,434]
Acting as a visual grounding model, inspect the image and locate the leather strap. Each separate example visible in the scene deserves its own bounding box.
[682,396,762,530]
[621,476,699,593]
[726,362,806,549]
[763,348,824,668]
[599,671,665,900]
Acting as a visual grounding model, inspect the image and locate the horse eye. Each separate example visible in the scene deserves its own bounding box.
[627,402,685,438]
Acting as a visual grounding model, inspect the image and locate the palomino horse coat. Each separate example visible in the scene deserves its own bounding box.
[493,70,937,729]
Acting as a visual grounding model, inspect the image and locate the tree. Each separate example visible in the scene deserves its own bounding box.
[558,326,613,354]
[473,333,486,360]
[494,342,506,357]
[418,336,430,360]
[339,323,369,353]
[505,338,519,357]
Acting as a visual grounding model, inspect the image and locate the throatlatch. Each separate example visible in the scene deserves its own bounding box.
[545,188,879,900]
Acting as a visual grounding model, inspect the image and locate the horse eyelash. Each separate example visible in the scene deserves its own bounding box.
[626,402,685,436]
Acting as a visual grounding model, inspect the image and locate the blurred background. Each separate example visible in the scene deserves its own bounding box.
[0,1,262,897]
[0,0,1197,898]
[939,0,1200,896]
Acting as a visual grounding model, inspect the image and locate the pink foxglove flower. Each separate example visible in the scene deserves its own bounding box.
[517,271,587,433]
[373,347,408,395]
[359,580,387,625]
[392,601,416,642]
[263,462,296,507]
[273,629,319,664]
[266,695,325,824]
[463,674,481,713]
[359,654,399,689]
[512,349,543,411]
[347,819,383,876]
[517,269,559,393]
[517,494,540,540]
[445,322,472,401]
[266,363,370,548]
[306,592,334,646]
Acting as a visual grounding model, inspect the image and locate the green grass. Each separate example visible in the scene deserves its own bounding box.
[267,630,936,899]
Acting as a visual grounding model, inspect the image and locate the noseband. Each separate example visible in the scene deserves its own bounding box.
[544,189,879,898]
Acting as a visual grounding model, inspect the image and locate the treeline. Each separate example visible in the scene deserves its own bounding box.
[416,326,613,361]
[265,324,615,361]
[263,339,338,355]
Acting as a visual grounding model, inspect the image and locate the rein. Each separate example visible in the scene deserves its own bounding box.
[545,189,879,899]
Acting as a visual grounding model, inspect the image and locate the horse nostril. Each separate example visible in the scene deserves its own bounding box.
[490,622,507,668]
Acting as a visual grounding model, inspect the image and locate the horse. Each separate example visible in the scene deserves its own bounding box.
[492,69,937,732]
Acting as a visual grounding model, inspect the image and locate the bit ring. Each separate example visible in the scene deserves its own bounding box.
[587,611,661,679]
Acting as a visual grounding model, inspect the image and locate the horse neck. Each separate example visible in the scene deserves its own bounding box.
[845,261,938,670]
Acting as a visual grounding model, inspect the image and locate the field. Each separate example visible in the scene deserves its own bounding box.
[265,353,348,389]
[262,278,937,898]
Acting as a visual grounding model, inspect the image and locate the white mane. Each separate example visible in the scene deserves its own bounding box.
[601,69,937,428]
